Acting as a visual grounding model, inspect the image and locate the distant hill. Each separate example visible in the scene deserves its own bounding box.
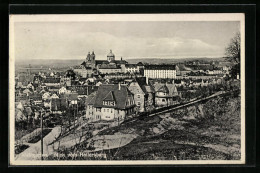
[15,59,83,68]
[15,57,226,68]
[127,57,225,64]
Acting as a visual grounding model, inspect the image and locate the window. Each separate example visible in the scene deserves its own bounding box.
[137,102,141,106]
[162,99,166,102]
[96,108,101,112]
[137,94,140,99]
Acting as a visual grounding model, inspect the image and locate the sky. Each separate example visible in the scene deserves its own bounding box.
[13,21,240,60]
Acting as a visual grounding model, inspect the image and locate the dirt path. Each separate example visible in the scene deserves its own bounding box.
[15,126,61,160]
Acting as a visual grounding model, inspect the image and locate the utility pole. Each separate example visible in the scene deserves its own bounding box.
[40,109,43,160]
[74,104,76,131]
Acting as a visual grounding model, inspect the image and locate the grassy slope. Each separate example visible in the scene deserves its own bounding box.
[98,95,241,160]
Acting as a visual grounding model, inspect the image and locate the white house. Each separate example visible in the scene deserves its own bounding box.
[59,87,67,95]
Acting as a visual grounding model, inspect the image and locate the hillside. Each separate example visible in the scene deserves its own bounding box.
[92,94,241,160]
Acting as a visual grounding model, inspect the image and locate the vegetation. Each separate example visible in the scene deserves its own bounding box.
[225,32,241,78]
[27,129,52,143]
[90,88,241,160]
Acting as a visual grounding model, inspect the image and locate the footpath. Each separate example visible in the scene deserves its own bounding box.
[15,126,61,160]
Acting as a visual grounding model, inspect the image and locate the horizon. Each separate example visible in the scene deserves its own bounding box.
[15,56,226,62]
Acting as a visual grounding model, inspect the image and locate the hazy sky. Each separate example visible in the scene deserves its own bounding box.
[14,21,240,60]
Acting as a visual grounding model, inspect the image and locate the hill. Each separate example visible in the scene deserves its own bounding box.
[91,94,241,160]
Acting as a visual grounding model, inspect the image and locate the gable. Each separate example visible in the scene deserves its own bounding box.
[128,82,145,94]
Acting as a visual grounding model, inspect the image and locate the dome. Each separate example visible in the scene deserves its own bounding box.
[107,50,115,57]
[137,62,144,66]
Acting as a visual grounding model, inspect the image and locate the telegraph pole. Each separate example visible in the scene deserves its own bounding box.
[40,109,43,160]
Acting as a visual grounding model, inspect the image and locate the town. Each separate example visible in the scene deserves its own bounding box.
[14,49,240,160]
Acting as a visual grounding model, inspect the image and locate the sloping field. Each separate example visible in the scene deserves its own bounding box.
[96,94,241,160]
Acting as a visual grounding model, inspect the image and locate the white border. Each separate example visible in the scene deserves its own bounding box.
[9,13,245,165]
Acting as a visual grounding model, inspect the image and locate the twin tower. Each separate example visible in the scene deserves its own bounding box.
[86,50,115,63]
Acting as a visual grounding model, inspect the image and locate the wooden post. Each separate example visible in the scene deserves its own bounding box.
[40,110,43,160]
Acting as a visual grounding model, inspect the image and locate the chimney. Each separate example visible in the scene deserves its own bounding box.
[121,57,123,61]
[118,82,121,90]
[146,76,149,85]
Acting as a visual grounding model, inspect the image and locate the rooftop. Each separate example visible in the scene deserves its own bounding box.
[94,84,134,109]
[144,64,176,70]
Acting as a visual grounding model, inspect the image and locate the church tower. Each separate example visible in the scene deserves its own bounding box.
[107,50,115,62]
[86,51,96,69]
[86,52,91,62]
[90,50,96,68]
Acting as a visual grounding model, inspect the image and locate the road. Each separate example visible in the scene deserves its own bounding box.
[15,126,61,160]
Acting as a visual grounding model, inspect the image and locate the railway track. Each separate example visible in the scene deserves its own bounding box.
[122,90,239,123]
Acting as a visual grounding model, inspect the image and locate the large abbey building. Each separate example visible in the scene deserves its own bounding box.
[74,50,176,79]
[74,50,144,77]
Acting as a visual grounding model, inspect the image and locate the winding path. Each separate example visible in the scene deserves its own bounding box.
[15,126,61,160]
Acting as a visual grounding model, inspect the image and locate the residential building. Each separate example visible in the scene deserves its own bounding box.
[206,70,223,75]
[50,98,67,114]
[42,77,60,87]
[86,84,136,122]
[128,77,155,112]
[153,82,179,107]
[73,65,92,78]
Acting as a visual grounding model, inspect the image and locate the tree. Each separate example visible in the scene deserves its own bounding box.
[225,32,241,78]
[66,69,76,80]
[225,32,240,63]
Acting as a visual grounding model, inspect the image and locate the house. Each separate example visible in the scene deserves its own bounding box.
[86,84,136,122]
[62,92,79,106]
[29,93,42,105]
[59,86,68,95]
[153,82,179,107]
[50,98,67,114]
[42,92,51,100]
[206,70,223,75]
[15,93,28,102]
[85,92,96,121]
[73,65,92,78]
[60,77,71,87]
[43,77,61,93]
[74,85,97,98]
[22,88,32,96]
[47,86,60,93]
[128,77,155,112]
[51,94,59,99]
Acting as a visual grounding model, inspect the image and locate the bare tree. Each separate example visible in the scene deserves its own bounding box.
[225,32,241,78]
[225,32,241,64]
